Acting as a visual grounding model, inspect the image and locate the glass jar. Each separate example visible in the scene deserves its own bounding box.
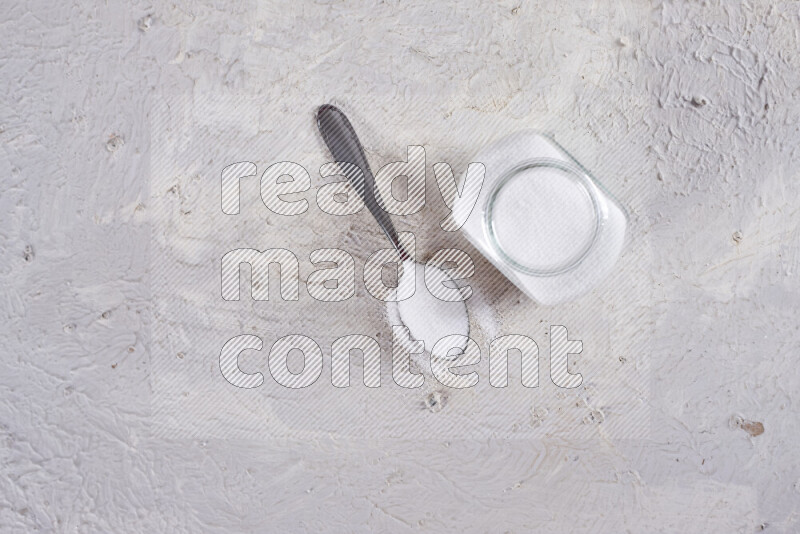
[456,131,628,305]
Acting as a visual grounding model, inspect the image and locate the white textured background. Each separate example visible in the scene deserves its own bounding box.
[2,0,799,532]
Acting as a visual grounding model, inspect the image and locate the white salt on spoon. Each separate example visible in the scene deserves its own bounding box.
[388,261,469,357]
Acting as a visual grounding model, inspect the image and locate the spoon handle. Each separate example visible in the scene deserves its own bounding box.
[316,104,411,261]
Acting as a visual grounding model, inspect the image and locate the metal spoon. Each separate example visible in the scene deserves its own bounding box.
[315,104,469,357]
[315,104,412,261]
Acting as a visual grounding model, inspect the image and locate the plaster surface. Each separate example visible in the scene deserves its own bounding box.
[1,1,799,532]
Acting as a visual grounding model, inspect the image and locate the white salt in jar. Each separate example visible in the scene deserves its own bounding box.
[456,131,627,305]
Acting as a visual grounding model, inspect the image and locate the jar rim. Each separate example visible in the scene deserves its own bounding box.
[483,158,601,277]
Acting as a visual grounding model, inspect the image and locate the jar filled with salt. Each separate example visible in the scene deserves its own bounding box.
[455,131,628,305]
